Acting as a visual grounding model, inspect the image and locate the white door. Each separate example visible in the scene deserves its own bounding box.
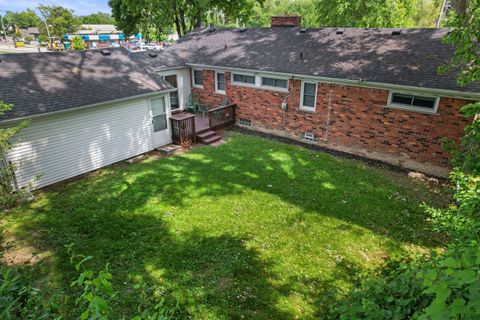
[149,96,171,147]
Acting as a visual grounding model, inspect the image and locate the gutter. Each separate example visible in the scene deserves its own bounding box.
[0,89,177,124]
[185,63,480,100]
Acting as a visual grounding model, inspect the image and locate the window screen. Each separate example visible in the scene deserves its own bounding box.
[151,97,167,132]
[302,82,316,108]
[233,73,255,85]
[390,93,437,110]
[193,70,203,86]
[261,77,287,89]
[216,72,225,91]
[165,75,179,110]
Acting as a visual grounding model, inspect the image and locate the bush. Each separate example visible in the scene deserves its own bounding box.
[0,259,60,319]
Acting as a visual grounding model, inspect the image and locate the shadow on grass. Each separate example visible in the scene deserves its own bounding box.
[2,133,445,318]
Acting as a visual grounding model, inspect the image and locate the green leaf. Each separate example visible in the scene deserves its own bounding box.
[449,298,466,317]
[453,270,477,285]
[91,296,109,313]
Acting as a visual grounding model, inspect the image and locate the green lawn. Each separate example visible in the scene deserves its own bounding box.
[1,132,448,319]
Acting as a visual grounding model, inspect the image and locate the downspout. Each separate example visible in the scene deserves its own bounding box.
[282,77,295,128]
[323,89,334,142]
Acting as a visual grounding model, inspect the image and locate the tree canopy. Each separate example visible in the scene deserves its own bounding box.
[37,5,81,38]
[109,0,264,37]
[80,12,116,25]
[2,9,42,30]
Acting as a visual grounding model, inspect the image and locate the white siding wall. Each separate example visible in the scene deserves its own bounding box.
[6,97,155,188]
[158,68,191,109]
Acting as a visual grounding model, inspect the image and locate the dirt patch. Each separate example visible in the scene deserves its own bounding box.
[1,231,50,266]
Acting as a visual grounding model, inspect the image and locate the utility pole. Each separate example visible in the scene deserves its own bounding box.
[436,0,448,28]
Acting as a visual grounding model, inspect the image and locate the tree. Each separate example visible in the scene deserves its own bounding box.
[412,0,443,27]
[71,35,86,50]
[314,0,417,27]
[109,0,263,37]
[80,12,116,24]
[3,9,41,29]
[247,0,318,27]
[440,0,480,173]
[37,5,81,38]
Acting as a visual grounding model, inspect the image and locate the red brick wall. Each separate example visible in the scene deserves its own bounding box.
[191,68,473,176]
[191,69,227,108]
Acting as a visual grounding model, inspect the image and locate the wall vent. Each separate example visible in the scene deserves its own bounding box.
[301,132,316,141]
[239,118,251,126]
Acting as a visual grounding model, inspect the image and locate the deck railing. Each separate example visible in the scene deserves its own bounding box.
[208,104,236,130]
[170,113,196,144]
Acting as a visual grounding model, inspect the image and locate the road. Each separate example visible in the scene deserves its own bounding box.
[0,42,48,54]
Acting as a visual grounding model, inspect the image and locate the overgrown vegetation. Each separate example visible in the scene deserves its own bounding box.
[329,2,480,318]
[0,101,29,210]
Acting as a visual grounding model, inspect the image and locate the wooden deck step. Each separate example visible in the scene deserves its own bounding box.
[202,135,222,145]
[197,130,217,140]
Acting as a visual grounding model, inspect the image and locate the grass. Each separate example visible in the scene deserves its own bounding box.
[0,132,449,319]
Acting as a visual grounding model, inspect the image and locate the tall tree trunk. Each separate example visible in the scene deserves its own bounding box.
[172,2,183,37]
[179,8,187,35]
[451,0,468,15]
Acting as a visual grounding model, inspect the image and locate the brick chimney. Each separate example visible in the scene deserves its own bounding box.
[271,15,302,27]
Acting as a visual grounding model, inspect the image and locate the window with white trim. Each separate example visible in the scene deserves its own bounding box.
[388,92,439,113]
[232,73,256,85]
[216,71,226,94]
[300,81,317,111]
[261,76,288,89]
[192,69,203,87]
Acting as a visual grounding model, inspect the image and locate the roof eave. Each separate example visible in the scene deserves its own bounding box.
[185,63,480,100]
[0,88,176,124]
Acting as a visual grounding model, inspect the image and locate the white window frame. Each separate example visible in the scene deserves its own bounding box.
[192,68,204,88]
[231,72,258,88]
[260,75,289,92]
[215,71,226,95]
[387,91,440,114]
[300,80,317,111]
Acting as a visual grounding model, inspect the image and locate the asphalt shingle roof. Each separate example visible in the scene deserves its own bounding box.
[1,27,478,122]
[165,27,480,95]
[0,48,173,121]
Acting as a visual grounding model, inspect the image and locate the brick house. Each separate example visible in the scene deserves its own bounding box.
[1,16,479,188]
[154,16,479,177]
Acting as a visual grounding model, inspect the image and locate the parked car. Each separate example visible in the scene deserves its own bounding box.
[144,42,163,50]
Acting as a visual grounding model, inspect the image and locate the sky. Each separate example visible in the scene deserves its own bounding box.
[0,0,111,16]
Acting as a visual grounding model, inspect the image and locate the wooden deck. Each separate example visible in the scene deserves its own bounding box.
[170,105,236,145]
[170,112,210,133]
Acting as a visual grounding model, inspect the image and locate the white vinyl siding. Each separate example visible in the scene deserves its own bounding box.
[158,68,191,111]
[6,98,156,188]
[300,81,317,111]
